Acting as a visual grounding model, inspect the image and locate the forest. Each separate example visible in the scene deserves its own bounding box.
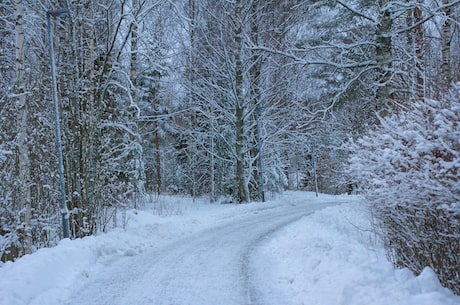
[0,0,459,295]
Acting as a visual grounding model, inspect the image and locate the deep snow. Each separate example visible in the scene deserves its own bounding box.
[0,192,458,305]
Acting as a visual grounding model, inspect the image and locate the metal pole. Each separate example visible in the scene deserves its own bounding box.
[47,9,70,238]
[312,147,319,198]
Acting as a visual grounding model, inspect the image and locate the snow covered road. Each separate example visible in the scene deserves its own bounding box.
[1,192,459,305]
[60,201,335,305]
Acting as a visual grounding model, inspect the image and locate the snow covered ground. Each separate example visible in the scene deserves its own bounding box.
[0,192,458,305]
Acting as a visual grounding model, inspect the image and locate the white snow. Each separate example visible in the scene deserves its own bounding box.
[0,192,458,305]
[250,198,459,305]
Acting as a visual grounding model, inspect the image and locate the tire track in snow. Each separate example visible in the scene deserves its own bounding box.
[62,201,336,305]
[241,210,314,305]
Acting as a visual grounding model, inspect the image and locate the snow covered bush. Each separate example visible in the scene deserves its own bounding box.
[348,85,460,294]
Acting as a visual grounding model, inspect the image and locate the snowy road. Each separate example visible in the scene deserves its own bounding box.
[2,192,459,305]
[61,201,335,305]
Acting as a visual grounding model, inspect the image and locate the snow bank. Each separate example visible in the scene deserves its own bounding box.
[0,200,185,305]
[0,220,177,305]
[0,194,282,305]
[251,198,460,305]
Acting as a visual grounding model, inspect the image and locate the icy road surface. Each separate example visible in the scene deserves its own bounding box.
[61,201,334,305]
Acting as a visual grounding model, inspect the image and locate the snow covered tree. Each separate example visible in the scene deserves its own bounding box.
[263,0,460,195]
[55,0,173,235]
[2,0,459,263]
[178,0,307,202]
[0,0,67,260]
[348,84,460,294]
[134,1,181,198]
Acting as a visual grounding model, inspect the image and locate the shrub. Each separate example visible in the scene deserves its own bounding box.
[348,85,460,294]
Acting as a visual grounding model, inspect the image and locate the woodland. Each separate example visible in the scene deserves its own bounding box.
[0,0,459,295]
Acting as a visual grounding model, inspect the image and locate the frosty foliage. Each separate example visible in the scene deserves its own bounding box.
[348,85,460,294]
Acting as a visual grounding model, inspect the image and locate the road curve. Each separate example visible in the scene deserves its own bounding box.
[62,201,337,305]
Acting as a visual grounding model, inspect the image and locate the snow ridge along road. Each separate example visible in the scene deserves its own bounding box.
[61,200,338,305]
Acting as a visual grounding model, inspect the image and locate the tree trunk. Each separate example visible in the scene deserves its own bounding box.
[234,0,248,203]
[375,0,393,112]
[149,70,162,197]
[14,0,31,255]
[130,0,146,207]
[407,1,424,101]
[154,109,161,197]
[440,0,452,87]
[249,1,265,202]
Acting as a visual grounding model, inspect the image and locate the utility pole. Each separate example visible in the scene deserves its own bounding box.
[46,8,71,239]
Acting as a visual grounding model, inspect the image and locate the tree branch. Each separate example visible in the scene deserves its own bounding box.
[336,1,375,22]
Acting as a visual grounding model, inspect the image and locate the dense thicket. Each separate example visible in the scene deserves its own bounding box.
[0,1,459,294]
[348,86,460,294]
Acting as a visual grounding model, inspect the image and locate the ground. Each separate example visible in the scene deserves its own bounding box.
[0,192,458,305]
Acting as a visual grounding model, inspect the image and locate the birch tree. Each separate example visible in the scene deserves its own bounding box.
[440,0,453,86]
[0,1,18,260]
[1,1,63,259]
